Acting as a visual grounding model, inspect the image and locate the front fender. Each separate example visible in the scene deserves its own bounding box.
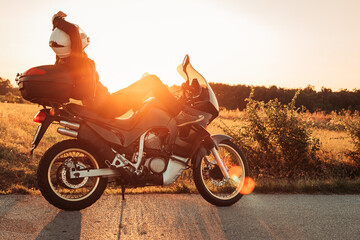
[192,134,233,170]
[211,134,233,148]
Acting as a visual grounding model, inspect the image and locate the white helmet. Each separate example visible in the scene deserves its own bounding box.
[49,26,90,58]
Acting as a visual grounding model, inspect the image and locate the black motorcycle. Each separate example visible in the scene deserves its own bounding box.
[16,55,249,210]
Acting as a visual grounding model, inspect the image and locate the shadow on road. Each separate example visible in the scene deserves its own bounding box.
[117,199,126,240]
[110,194,228,239]
[35,211,82,240]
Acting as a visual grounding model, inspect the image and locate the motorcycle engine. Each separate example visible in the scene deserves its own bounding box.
[143,130,168,174]
[145,157,167,174]
[144,131,165,150]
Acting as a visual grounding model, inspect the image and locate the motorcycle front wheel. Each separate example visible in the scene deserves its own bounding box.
[37,139,108,211]
[193,140,249,206]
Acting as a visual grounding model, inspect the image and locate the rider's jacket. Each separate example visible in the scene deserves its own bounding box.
[52,17,110,109]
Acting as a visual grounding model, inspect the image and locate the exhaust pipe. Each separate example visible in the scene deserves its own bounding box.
[57,128,78,138]
[59,121,80,130]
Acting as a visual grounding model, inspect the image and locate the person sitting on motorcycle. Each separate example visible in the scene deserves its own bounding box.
[50,11,203,126]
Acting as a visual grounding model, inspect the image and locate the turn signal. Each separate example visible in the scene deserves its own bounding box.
[50,108,55,116]
[33,111,46,123]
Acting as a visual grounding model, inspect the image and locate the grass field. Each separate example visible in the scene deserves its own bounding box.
[0,102,359,194]
[211,109,355,159]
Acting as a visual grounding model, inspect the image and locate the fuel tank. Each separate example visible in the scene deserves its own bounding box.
[121,106,176,147]
[89,98,178,148]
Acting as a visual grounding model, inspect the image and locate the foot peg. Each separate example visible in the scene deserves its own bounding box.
[105,156,126,169]
[105,160,119,169]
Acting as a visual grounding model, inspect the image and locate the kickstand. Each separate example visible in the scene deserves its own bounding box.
[121,185,126,201]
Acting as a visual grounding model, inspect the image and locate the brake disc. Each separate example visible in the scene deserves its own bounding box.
[59,159,89,189]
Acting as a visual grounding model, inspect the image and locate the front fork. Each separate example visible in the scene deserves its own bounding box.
[210,147,230,179]
[192,128,232,179]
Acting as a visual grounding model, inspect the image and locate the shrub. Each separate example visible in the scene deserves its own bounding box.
[221,90,320,179]
[342,111,360,166]
[0,92,24,103]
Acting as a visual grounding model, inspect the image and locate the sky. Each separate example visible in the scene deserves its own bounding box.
[0,0,359,93]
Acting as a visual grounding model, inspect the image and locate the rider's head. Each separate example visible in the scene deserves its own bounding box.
[49,26,90,58]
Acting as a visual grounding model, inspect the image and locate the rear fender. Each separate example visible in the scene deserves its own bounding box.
[30,109,54,154]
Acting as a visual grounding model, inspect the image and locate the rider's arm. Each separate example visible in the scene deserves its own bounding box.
[52,16,82,56]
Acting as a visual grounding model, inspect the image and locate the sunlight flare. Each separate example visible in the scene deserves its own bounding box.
[228,165,243,181]
[238,177,255,195]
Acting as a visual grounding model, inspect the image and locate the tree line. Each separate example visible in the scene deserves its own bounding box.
[1,76,360,112]
[0,77,23,103]
[210,83,360,112]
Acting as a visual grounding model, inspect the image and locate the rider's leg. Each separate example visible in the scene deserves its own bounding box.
[99,75,203,125]
[119,75,182,116]
[123,75,204,126]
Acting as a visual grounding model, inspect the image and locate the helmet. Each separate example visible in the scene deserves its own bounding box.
[49,26,90,58]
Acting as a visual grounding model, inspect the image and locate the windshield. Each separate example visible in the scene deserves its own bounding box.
[177,55,219,120]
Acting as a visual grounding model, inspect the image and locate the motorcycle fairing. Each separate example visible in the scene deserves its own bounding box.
[177,60,219,122]
[77,123,115,162]
[82,106,177,148]
[86,122,123,146]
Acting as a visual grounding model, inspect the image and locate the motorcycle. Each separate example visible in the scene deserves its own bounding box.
[16,55,249,210]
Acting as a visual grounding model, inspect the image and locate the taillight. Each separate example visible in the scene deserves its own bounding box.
[23,67,46,76]
[33,111,47,123]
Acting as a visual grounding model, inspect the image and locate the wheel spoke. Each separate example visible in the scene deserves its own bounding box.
[48,149,100,202]
[200,143,246,200]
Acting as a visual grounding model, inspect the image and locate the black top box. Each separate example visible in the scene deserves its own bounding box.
[17,64,74,106]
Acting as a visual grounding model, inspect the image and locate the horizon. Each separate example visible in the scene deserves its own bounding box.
[1,0,360,93]
[2,75,359,93]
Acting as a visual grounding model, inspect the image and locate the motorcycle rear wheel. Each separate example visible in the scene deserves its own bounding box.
[37,139,108,211]
[193,140,249,206]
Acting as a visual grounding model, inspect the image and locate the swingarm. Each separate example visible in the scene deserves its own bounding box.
[69,168,120,178]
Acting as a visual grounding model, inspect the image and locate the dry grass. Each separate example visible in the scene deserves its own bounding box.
[211,109,357,155]
[0,103,68,193]
[312,129,354,165]
[254,178,360,194]
[0,103,359,194]
[210,109,359,179]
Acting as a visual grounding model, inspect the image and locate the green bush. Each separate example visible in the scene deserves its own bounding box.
[342,111,360,165]
[221,90,320,179]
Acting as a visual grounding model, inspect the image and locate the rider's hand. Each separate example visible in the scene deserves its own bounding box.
[52,11,67,22]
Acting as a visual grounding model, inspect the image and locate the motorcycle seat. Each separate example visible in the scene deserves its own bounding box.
[65,103,138,130]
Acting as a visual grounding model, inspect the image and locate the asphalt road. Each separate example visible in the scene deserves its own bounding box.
[0,194,359,240]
